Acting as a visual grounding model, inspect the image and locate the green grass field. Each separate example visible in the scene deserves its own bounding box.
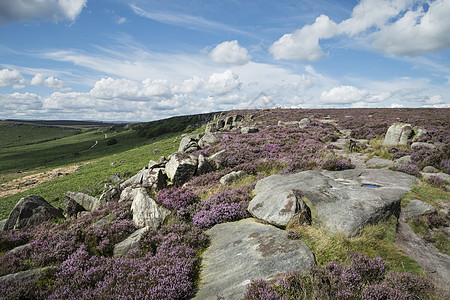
[0,127,149,174]
[0,130,184,219]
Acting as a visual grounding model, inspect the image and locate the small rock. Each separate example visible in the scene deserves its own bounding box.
[219,171,246,185]
[113,227,149,257]
[298,117,311,128]
[382,123,413,146]
[165,152,198,186]
[197,154,214,175]
[24,181,36,186]
[240,126,259,134]
[402,199,437,220]
[366,158,391,168]
[411,142,435,149]
[131,188,171,228]
[422,166,439,173]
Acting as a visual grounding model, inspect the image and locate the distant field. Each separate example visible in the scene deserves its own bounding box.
[0,124,148,174]
[0,122,82,148]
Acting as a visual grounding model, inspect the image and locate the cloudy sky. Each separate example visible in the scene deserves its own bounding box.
[1,0,449,121]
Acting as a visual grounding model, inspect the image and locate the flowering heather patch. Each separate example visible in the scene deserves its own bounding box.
[0,230,30,252]
[412,214,448,229]
[427,176,446,188]
[245,252,432,300]
[0,222,208,299]
[157,186,201,220]
[193,185,253,230]
[319,157,355,171]
[0,201,135,276]
[410,145,449,172]
[390,164,421,176]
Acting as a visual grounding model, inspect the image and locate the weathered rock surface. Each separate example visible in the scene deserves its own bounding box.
[365,157,391,168]
[382,123,413,146]
[165,152,198,186]
[219,170,246,185]
[207,150,226,170]
[393,155,412,166]
[113,227,148,257]
[64,191,104,212]
[422,166,439,173]
[198,132,218,148]
[240,126,259,134]
[402,199,437,220]
[99,186,121,203]
[248,190,304,228]
[130,188,171,228]
[64,197,87,218]
[252,169,417,237]
[197,154,214,175]
[194,219,314,300]
[178,133,204,153]
[0,267,49,283]
[141,168,167,191]
[411,142,435,149]
[298,117,311,128]
[4,195,64,231]
[0,219,7,231]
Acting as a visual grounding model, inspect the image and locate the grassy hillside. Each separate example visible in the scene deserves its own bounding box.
[0,122,81,148]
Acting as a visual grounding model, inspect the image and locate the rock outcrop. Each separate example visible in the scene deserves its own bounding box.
[194,218,314,300]
[402,199,437,220]
[219,170,246,185]
[113,227,149,257]
[382,123,413,146]
[4,195,64,231]
[165,152,198,186]
[64,191,104,212]
[250,169,418,237]
[130,188,171,228]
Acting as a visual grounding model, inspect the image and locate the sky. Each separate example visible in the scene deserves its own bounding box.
[0,0,449,122]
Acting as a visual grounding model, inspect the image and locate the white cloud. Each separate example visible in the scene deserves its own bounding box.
[0,0,87,24]
[425,94,444,105]
[209,40,250,65]
[320,86,368,104]
[371,0,450,55]
[204,70,241,95]
[0,69,26,88]
[30,73,71,91]
[270,0,450,61]
[0,92,43,118]
[391,103,405,108]
[270,15,339,62]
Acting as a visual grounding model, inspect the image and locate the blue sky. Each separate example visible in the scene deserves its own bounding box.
[0,0,449,121]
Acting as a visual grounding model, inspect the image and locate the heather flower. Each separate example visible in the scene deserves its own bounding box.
[319,157,355,171]
[390,164,420,176]
[0,231,30,252]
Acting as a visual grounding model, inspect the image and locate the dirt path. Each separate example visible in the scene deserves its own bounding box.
[331,129,368,169]
[396,214,450,298]
[0,165,80,198]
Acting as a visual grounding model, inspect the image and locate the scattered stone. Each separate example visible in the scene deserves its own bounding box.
[194,219,314,300]
[198,132,218,148]
[219,171,246,185]
[99,186,121,203]
[165,152,198,186]
[411,142,435,149]
[113,227,149,257]
[109,173,122,183]
[130,188,171,228]
[240,126,259,134]
[0,219,6,231]
[413,126,428,140]
[64,197,87,219]
[402,199,437,221]
[393,155,412,166]
[422,166,439,173]
[178,133,204,153]
[141,168,167,192]
[365,158,391,168]
[24,181,36,186]
[153,149,160,154]
[4,195,64,231]
[298,117,311,128]
[52,172,63,178]
[252,169,418,237]
[0,267,49,284]
[278,120,299,126]
[64,191,104,212]
[197,154,214,175]
[207,150,226,170]
[382,123,413,146]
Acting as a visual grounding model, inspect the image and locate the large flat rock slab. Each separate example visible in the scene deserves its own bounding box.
[252,169,418,237]
[194,218,314,300]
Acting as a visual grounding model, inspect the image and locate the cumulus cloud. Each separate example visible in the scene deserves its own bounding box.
[425,95,444,105]
[372,0,450,55]
[30,73,71,91]
[270,0,450,61]
[270,15,339,62]
[209,40,250,65]
[320,86,368,104]
[0,69,26,89]
[0,0,87,25]
[0,92,43,118]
